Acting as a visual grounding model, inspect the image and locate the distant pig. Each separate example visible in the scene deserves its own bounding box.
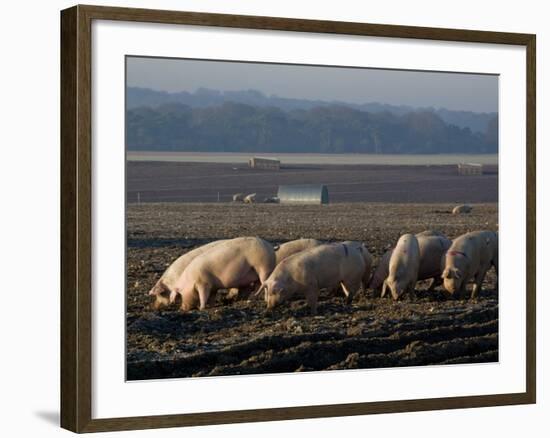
[452,204,473,214]
[382,234,420,300]
[148,239,227,309]
[441,230,498,299]
[244,193,257,204]
[258,242,366,314]
[170,237,276,311]
[274,238,322,265]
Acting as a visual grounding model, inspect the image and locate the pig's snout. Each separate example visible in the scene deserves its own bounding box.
[443,279,460,295]
[388,283,402,301]
[266,295,279,310]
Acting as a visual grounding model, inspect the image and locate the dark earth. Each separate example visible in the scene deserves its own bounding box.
[126,161,498,204]
[127,201,498,380]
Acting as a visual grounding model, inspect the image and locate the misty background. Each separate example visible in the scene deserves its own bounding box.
[126,57,498,154]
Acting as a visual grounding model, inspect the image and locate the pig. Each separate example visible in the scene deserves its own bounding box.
[342,240,373,288]
[224,284,257,301]
[233,193,244,202]
[274,238,323,265]
[441,230,498,299]
[258,242,366,314]
[244,193,257,204]
[416,233,452,290]
[381,233,420,300]
[368,231,450,293]
[148,239,227,309]
[452,204,473,215]
[170,237,276,311]
[367,249,392,292]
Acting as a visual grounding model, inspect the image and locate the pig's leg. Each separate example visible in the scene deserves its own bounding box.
[305,287,319,315]
[340,282,351,303]
[372,286,382,298]
[457,275,468,299]
[226,287,240,300]
[341,280,361,305]
[427,276,443,292]
[244,267,265,297]
[255,265,272,285]
[457,286,466,300]
[409,281,415,294]
[407,278,417,300]
[381,280,388,298]
[425,278,435,292]
[180,287,198,312]
[362,266,372,291]
[207,289,218,306]
[471,267,488,300]
[196,282,212,310]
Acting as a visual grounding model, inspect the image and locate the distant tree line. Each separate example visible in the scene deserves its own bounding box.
[126,101,498,154]
[127,87,497,134]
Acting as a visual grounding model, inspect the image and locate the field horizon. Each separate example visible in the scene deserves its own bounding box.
[127,151,498,166]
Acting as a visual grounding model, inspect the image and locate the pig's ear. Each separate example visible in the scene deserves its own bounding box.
[254,283,267,297]
[148,281,161,296]
[149,280,169,296]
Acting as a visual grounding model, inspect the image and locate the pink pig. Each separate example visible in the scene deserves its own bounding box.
[170,237,276,311]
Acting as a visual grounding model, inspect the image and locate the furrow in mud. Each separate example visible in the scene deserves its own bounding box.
[328,333,498,370]
[127,318,497,380]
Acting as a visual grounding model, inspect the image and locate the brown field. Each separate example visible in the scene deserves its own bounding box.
[126,161,498,204]
[127,202,498,380]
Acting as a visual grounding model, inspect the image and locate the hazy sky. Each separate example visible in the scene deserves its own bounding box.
[127,56,498,113]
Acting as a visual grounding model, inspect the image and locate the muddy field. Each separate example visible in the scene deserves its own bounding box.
[127,161,498,204]
[127,202,498,380]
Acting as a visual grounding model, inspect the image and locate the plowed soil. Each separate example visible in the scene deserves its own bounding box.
[127,202,498,380]
[126,161,498,204]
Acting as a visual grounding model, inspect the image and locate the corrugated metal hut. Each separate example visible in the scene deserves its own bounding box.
[248,156,280,170]
[457,163,483,176]
[277,184,329,205]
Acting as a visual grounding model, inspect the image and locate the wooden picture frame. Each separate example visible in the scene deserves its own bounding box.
[60,4,536,433]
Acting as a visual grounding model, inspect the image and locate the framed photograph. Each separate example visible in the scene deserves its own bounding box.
[60,4,536,433]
